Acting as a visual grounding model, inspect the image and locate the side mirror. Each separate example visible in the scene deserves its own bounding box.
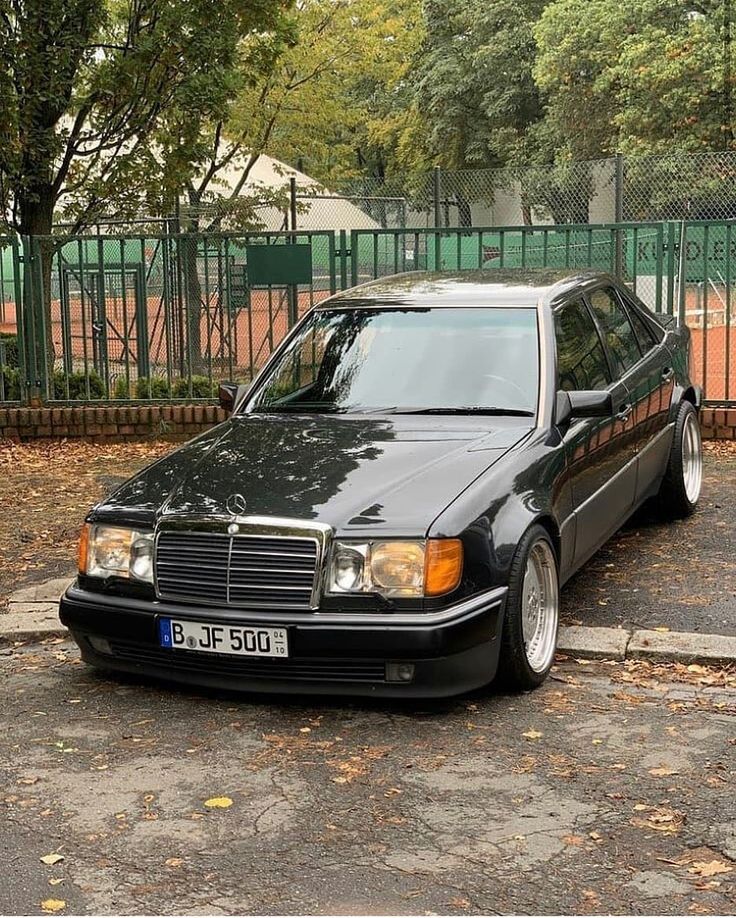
[556,389,613,426]
[218,382,249,414]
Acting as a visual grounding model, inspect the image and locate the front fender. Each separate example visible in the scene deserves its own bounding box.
[428,428,571,592]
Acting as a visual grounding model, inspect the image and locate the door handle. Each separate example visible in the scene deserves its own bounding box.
[616,403,633,422]
[661,366,674,381]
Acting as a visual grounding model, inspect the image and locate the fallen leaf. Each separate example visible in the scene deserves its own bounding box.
[522,730,543,739]
[165,857,183,868]
[562,834,584,846]
[48,880,64,887]
[18,777,39,785]
[688,860,733,877]
[41,899,65,913]
[40,854,64,866]
[649,766,678,777]
[203,796,233,809]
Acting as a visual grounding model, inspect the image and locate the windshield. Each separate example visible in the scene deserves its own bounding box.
[247,306,539,416]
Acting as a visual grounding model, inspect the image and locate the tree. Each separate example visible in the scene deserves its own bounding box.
[534,0,734,158]
[226,0,423,189]
[0,0,294,236]
[0,0,292,381]
[411,0,546,172]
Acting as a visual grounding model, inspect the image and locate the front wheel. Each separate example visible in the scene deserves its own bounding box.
[497,525,559,691]
[659,401,703,517]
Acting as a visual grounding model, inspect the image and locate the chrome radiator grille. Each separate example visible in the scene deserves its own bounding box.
[155,531,319,608]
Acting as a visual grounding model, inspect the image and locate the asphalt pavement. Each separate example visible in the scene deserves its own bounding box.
[1,641,734,916]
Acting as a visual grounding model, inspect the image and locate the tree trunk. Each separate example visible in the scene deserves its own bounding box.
[181,192,205,376]
[18,184,56,397]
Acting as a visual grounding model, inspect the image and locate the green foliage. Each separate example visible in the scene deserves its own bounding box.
[52,370,106,400]
[0,0,295,233]
[1,365,20,400]
[0,333,18,368]
[229,0,424,187]
[534,0,732,159]
[410,0,546,170]
[171,376,218,399]
[113,375,219,400]
[134,376,171,400]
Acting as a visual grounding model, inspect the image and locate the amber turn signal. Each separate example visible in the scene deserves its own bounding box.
[424,538,463,596]
[78,523,91,575]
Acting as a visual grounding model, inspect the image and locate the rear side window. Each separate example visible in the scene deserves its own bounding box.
[618,290,664,348]
[554,300,611,391]
[588,288,642,377]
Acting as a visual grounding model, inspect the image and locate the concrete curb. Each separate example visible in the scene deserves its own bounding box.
[558,625,736,667]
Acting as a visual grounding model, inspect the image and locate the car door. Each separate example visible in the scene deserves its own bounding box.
[586,286,674,503]
[616,287,676,499]
[554,297,637,568]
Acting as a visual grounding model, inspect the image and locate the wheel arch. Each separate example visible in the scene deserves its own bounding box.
[531,514,561,566]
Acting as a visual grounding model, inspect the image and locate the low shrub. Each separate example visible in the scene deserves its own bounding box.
[52,369,106,400]
[0,333,18,368]
[171,375,217,399]
[0,365,20,400]
[134,376,170,399]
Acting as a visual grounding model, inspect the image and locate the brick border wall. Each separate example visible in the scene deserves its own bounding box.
[0,404,733,442]
[700,407,736,440]
[0,404,229,442]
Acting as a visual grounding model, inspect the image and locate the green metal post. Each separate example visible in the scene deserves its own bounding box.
[614,153,624,277]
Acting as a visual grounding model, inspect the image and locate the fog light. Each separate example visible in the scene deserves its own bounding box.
[88,636,112,655]
[385,661,415,683]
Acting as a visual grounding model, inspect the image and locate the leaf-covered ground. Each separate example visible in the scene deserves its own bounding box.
[0,440,173,610]
[1,645,734,915]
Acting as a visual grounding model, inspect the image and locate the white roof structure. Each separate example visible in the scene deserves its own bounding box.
[212,153,381,232]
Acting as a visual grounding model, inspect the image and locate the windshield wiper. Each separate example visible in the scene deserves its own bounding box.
[391,406,535,417]
[253,402,347,414]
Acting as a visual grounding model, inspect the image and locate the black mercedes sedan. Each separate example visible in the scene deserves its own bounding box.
[61,270,702,697]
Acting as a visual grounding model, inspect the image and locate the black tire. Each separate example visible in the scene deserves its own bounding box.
[496,524,559,692]
[658,401,702,518]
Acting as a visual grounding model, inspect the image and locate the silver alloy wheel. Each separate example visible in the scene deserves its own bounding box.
[682,411,703,504]
[520,539,559,673]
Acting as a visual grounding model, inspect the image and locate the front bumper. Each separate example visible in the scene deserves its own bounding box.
[59,584,507,698]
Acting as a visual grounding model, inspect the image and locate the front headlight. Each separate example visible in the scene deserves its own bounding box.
[78,524,154,583]
[328,539,463,598]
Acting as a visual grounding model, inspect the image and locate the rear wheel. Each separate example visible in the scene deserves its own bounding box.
[659,401,702,517]
[497,525,559,691]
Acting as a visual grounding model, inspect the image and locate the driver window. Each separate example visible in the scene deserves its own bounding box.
[554,300,611,392]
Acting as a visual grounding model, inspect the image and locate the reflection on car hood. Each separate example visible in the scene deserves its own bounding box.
[91,414,532,536]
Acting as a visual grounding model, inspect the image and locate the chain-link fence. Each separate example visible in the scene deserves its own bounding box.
[317,153,736,231]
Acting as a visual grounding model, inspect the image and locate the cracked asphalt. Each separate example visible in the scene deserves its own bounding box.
[1,642,735,915]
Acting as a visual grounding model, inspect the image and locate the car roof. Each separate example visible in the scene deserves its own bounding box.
[317,270,613,310]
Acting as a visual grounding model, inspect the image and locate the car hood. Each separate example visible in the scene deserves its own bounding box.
[92,414,532,537]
